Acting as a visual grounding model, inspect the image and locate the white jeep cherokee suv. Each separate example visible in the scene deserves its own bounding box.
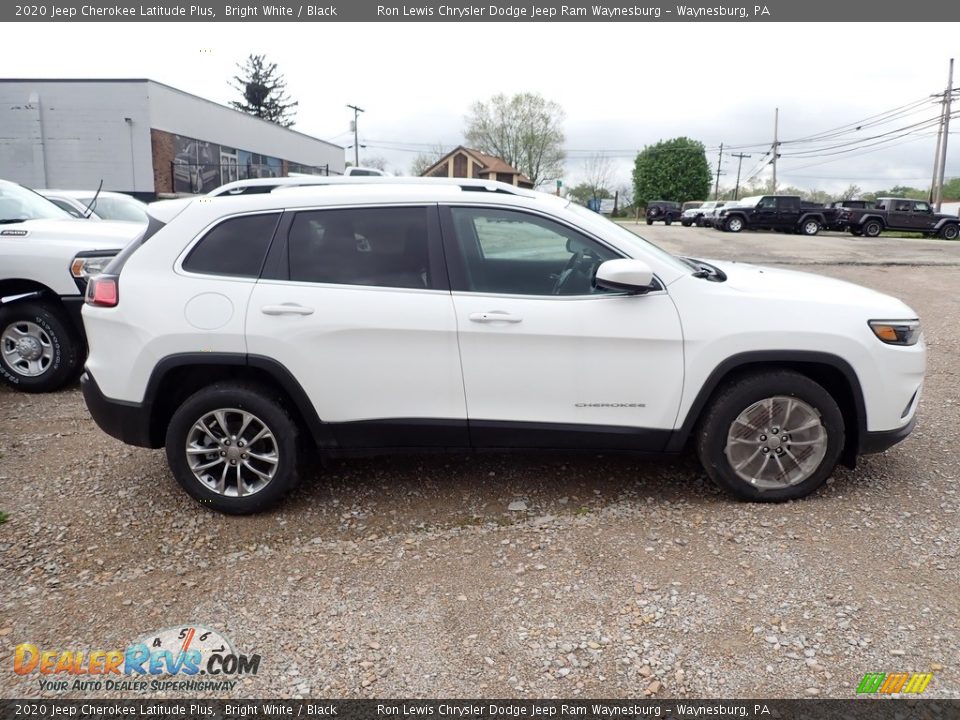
[80,180,925,514]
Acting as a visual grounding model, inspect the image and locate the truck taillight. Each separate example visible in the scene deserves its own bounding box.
[85,275,118,307]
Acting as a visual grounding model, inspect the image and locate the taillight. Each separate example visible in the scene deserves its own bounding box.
[86,275,119,307]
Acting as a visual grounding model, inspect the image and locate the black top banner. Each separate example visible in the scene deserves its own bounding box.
[5,0,960,22]
[3,699,960,720]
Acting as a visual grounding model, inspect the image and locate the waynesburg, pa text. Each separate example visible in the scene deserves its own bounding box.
[375,4,770,17]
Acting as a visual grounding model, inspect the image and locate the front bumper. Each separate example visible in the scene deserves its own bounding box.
[81,370,157,448]
[860,415,917,455]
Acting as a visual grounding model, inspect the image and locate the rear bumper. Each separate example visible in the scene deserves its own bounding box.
[81,370,157,448]
[859,415,917,455]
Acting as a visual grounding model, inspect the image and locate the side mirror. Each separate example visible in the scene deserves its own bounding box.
[595,259,655,295]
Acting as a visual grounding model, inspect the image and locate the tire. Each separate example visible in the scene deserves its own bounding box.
[681,220,692,227]
[801,219,820,236]
[665,218,672,226]
[724,216,745,233]
[695,370,844,502]
[0,301,81,393]
[645,219,653,226]
[862,220,883,238]
[165,383,302,514]
[850,229,863,237]
[939,223,959,240]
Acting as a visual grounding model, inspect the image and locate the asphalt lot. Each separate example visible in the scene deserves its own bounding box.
[0,226,958,699]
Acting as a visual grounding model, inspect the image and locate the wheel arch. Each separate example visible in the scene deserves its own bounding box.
[0,278,61,305]
[140,353,328,449]
[667,350,866,467]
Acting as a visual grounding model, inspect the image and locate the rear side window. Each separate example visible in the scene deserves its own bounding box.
[183,213,281,278]
[287,206,432,289]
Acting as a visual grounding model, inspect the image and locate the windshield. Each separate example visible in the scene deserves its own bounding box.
[736,195,763,208]
[565,202,692,274]
[78,195,149,223]
[0,181,71,223]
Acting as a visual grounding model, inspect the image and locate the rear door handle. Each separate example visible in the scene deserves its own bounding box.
[469,311,523,324]
[261,303,315,316]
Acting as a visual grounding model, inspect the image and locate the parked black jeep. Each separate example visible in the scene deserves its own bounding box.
[646,201,682,225]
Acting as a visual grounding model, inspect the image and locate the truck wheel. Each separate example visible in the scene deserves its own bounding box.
[665,218,672,226]
[695,216,704,227]
[0,301,81,393]
[645,219,653,226]
[695,370,844,502]
[165,383,301,514]
[863,220,883,238]
[724,216,744,233]
[939,223,959,240]
[850,229,863,237]
[801,219,820,236]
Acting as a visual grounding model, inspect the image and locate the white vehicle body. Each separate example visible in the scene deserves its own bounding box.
[681,200,717,224]
[0,179,144,391]
[38,190,149,223]
[79,179,925,512]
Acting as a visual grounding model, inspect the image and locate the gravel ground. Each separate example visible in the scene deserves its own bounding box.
[0,230,957,700]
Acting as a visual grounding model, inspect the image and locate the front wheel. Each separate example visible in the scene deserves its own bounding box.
[645,218,654,225]
[724,216,745,233]
[863,220,883,238]
[0,301,81,393]
[695,370,844,502]
[940,223,959,240]
[801,219,820,236]
[165,383,301,514]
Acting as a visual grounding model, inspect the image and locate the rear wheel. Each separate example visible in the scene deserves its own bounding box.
[850,229,863,237]
[940,223,959,240]
[863,220,883,238]
[0,301,80,393]
[696,370,844,502]
[165,383,301,514]
[665,218,672,226]
[801,219,820,236]
[645,218,653,225]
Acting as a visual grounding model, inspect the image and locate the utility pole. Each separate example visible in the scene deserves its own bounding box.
[731,152,751,200]
[347,104,364,167]
[771,107,779,193]
[934,59,954,212]
[714,143,724,200]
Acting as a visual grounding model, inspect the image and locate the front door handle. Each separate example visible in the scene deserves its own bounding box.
[469,311,523,324]
[261,303,315,316]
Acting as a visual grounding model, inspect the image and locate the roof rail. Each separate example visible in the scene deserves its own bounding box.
[265,176,538,197]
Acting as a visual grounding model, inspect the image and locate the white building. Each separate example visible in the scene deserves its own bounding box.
[0,79,345,198]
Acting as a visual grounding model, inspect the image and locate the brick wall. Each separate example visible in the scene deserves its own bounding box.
[151,128,176,195]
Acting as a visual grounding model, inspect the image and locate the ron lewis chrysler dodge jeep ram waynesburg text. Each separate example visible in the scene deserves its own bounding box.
[80,179,925,514]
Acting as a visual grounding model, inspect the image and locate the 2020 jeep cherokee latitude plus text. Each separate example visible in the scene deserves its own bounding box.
[80,180,925,514]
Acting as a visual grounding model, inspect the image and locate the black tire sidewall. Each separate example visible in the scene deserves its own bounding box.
[696,372,845,502]
[864,221,882,237]
[0,301,79,393]
[165,384,300,514]
[940,224,959,240]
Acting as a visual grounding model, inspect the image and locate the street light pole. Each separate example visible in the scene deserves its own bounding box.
[347,104,364,167]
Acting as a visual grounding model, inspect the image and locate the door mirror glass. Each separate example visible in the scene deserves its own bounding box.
[595,259,654,294]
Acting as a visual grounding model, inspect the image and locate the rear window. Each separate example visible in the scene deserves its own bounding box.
[183,213,281,278]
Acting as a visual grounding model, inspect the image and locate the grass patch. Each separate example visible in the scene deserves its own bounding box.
[0,511,8,525]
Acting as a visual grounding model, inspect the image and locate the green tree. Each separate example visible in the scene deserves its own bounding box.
[230,54,298,128]
[465,92,565,188]
[632,137,711,207]
[941,177,960,200]
[567,183,612,205]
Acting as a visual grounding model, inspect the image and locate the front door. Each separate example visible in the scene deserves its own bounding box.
[440,205,684,450]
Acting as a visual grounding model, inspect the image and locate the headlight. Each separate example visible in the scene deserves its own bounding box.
[70,253,117,291]
[70,255,114,281]
[868,319,921,346]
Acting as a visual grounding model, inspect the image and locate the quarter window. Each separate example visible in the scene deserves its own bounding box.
[288,207,432,289]
[183,213,280,278]
[448,207,619,296]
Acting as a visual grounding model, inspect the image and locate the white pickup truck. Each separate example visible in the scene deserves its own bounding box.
[0,179,143,392]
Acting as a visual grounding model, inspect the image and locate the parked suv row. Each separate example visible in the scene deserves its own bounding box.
[79,179,924,514]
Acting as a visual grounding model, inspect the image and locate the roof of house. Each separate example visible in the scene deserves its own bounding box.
[423,145,532,185]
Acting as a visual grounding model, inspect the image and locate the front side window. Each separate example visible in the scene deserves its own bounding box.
[288,206,432,289]
[758,197,776,210]
[183,212,280,278]
[448,207,619,296]
[914,202,931,213]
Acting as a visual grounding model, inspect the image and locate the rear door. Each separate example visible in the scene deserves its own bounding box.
[245,204,468,449]
[776,197,802,229]
[887,199,914,230]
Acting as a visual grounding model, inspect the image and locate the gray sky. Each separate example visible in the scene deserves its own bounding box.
[4,22,957,193]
